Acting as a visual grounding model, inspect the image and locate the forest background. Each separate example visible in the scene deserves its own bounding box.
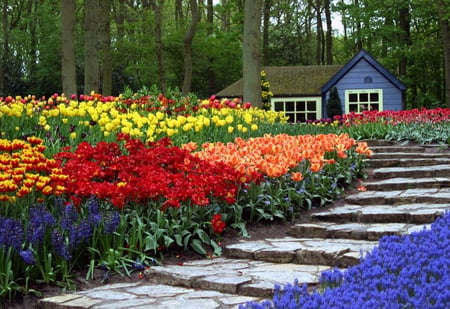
[0,0,449,109]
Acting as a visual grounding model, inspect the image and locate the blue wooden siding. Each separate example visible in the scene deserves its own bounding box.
[322,58,403,117]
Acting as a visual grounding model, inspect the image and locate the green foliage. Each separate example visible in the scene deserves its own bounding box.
[1,0,448,108]
[326,87,342,119]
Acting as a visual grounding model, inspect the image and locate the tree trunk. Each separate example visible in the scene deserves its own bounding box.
[355,0,363,51]
[398,6,411,79]
[61,0,77,96]
[154,0,167,92]
[28,0,38,86]
[175,0,183,30]
[100,0,112,95]
[206,0,216,94]
[0,0,9,94]
[262,0,271,66]
[182,0,200,95]
[243,0,262,107]
[313,0,324,64]
[439,0,450,107]
[324,0,333,64]
[84,0,100,93]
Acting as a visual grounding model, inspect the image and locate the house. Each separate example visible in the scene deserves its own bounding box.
[215,49,406,122]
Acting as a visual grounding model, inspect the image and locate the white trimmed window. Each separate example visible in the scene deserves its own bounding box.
[271,97,321,122]
[345,89,383,113]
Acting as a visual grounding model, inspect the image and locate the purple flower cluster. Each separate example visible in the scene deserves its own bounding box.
[0,217,24,251]
[0,197,121,264]
[240,212,450,309]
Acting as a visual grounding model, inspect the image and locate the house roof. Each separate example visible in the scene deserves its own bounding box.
[321,49,407,92]
[216,65,343,97]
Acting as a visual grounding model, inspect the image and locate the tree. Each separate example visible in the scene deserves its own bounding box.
[243,0,262,107]
[326,87,342,118]
[438,0,450,107]
[100,0,112,96]
[84,0,100,93]
[324,0,333,64]
[61,0,77,95]
[262,0,271,66]
[182,0,201,94]
[153,0,167,93]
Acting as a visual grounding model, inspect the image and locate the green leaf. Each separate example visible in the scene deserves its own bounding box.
[190,239,207,255]
[210,240,223,257]
[163,235,174,248]
[174,234,183,247]
[183,233,192,249]
[144,235,157,251]
[195,229,211,245]
[231,222,249,238]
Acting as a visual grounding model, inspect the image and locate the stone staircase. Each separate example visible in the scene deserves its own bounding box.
[39,140,450,309]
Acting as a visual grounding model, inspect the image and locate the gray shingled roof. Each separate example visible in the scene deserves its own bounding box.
[216,65,343,97]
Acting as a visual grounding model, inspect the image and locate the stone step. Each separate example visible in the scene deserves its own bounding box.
[368,157,450,168]
[370,152,449,160]
[224,237,377,268]
[363,139,399,146]
[364,177,450,191]
[143,258,331,298]
[368,146,426,153]
[310,203,449,224]
[39,282,263,309]
[287,221,428,241]
[370,164,450,179]
[345,187,450,205]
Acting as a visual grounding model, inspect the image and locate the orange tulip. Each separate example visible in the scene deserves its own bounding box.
[290,172,303,182]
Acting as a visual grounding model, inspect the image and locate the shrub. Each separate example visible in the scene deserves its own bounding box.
[326,87,342,119]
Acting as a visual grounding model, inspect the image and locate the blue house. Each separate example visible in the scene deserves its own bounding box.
[216,49,406,122]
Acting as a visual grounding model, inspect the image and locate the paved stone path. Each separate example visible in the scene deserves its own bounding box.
[39,140,450,309]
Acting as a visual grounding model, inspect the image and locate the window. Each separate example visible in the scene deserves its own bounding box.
[345,89,383,113]
[364,76,373,83]
[271,97,321,122]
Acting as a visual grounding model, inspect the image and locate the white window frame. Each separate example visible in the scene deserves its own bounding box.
[271,97,322,122]
[345,89,383,114]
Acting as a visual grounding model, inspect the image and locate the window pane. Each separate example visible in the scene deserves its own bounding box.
[274,102,284,112]
[297,113,306,122]
[349,93,358,102]
[296,101,305,111]
[307,113,317,120]
[370,104,379,111]
[307,101,316,111]
[286,113,295,122]
[349,104,358,112]
[370,93,379,101]
[360,93,368,102]
[286,101,295,111]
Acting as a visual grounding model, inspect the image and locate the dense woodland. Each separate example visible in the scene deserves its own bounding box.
[0,0,449,108]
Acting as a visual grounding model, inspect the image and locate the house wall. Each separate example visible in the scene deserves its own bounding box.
[323,58,403,117]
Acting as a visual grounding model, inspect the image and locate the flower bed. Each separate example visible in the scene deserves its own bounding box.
[0,91,449,303]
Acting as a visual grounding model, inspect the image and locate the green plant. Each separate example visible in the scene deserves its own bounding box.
[326,87,342,119]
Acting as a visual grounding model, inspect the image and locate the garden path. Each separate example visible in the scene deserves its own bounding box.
[38,140,450,309]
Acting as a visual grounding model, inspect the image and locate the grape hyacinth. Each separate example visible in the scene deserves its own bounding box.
[0,217,24,251]
[27,203,56,245]
[240,211,450,309]
[19,249,36,265]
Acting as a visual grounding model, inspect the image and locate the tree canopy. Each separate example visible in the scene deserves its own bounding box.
[0,0,449,108]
